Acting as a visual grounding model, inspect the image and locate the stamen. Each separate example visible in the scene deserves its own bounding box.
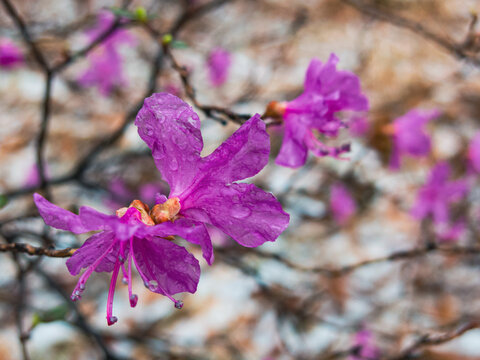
[127,237,137,308]
[175,300,184,309]
[71,241,116,301]
[106,256,121,326]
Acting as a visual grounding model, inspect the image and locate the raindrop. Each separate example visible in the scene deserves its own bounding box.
[122,277,128,285]
[79,283,85,290]
[230,204,251,219]
[148,280,158,291]
[169,158,179,171]
[144,126,153,136]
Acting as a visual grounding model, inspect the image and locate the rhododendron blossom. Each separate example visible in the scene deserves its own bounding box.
[0,38,23,69]
[271,54,369,168]
[389,108,440,169]
[135,93,290,264]
[411,162,468,226]
[330,183,356,225]
[34,194,206,325]
[206,47,231,87]
[78,11,135,95]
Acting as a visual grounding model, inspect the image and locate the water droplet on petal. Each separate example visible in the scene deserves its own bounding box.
[230,204,251,219]
[148,280,158,291]
[144,126,153,136]
[175,300,184,309]
[169,157,179,171]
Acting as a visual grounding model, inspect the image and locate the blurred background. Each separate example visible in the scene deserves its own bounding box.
[1,0,480,359]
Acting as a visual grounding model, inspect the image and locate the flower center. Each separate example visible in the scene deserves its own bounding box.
[150,197,181,224]
[115,198,181,226]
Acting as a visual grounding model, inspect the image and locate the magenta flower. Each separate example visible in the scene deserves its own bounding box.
[206,47,231,87]
[349,329,380,360]
[274,54,369,168]
[34,194,206,325]
[0,38,23,69]
[330,183,356,225]
[411,162,468,225]
[78,11,135,96]
[468,132,480,174]
[135,93,290,264]
[389,109,440,169]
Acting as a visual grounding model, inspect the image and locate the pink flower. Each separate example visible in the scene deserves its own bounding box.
[206,47,231,87]
[389,109,440,169]
[275,54,369,168]
[349,329,380,360]
[411,162,468,225]
[330,183,356,225]
[135,93,290,264]
[468,132,480,174]
[34,194,204,325]
[77,11,135,96]
[0,38,23,69]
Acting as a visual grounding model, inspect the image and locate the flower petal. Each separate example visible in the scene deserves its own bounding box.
[200,114,269,185]
[275,118,309,168]
[182,183,289,247]
[148,218,214,265]
[79,206,141,241]
[135,93,203,196]
[66,231,118,275]
[34,193,93,234]
[132,236,200,295]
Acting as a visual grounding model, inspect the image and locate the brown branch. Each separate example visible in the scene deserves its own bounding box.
[388,321,480,360]
[0,0,50,71]
[341,0,480,67]
[0,243,76,258]
[248,244,480,277]
[164,45,252,125]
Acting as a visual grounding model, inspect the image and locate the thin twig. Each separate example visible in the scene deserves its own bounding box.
[0,243,76,257]
[341,0,480,67]
[387,321,480,360]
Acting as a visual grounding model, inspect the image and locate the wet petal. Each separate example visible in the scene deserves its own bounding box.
[182,183,289,247]
[148,218,214,265]
[135,93,203,197]
[132,236,200,295]
[275,118,309,168]
[34,193,93,234]
[79,206,142,241]
[200,114,269,185]
[66,231,119,275]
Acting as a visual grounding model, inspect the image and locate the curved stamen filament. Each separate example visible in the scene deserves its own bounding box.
[71,241,116,301]
[106,256,121,326]
[128,237,138,307]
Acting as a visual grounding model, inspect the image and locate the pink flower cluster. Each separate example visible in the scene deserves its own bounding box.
[273,54,369,168]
